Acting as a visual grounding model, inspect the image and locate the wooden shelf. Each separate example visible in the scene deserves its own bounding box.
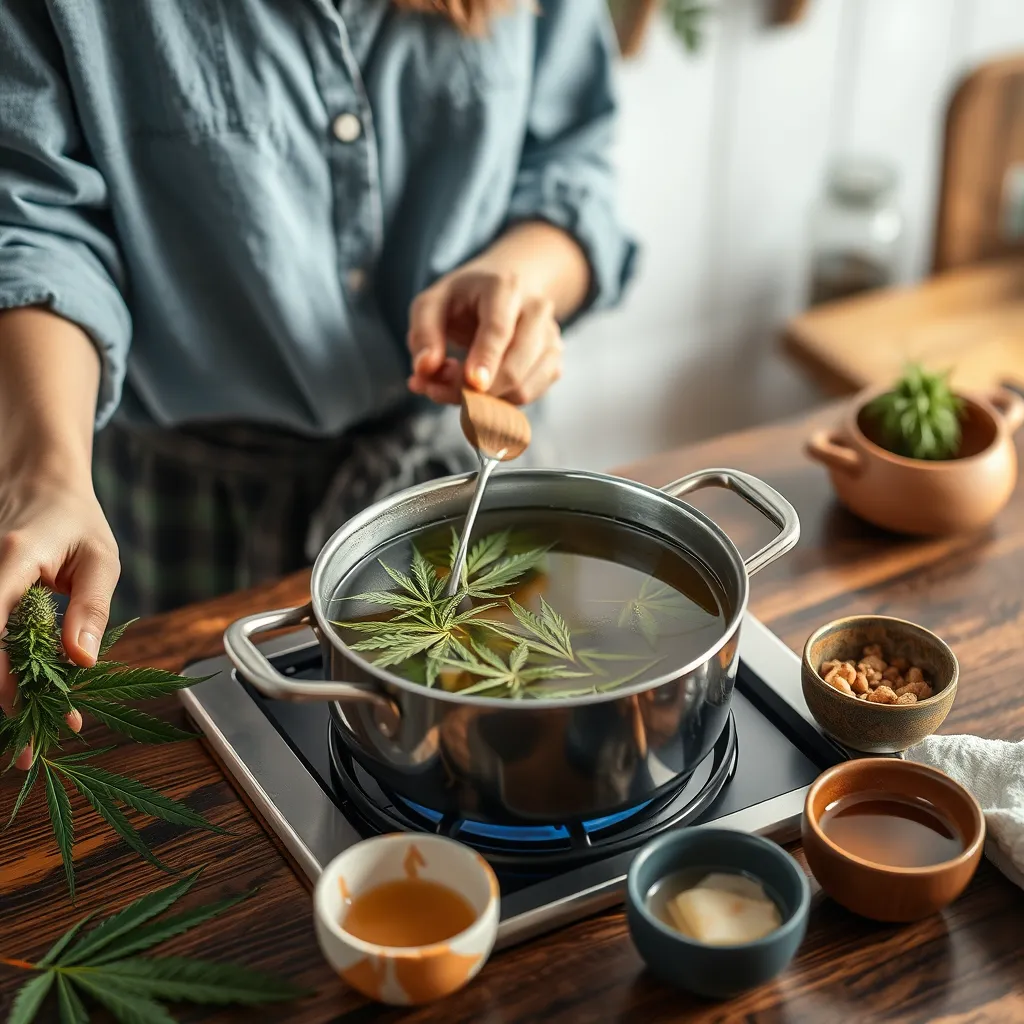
[770,0,811,25]
[784,257,1024,395]
[613,0,812,59]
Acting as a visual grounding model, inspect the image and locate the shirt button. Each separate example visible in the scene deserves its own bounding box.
[332,112,362,143]
[347,268,367,292]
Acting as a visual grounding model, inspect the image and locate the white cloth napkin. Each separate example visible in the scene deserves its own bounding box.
[907,734,1024,889]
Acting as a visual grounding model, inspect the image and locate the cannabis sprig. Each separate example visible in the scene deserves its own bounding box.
[865,364,964,460]
[1,585,218,899]
[2,870,308,1024]
[339,547,501,686]
[334,529,679,699]
[335,532,553,690]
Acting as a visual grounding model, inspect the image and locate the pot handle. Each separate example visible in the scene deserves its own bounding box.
[662,468,800,577]
[989,387,1024,435]
[223,603,401,734]
[806,431,863,475]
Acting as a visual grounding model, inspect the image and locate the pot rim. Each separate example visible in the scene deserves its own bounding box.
[308,467,750,709]
[846,386,1005,470]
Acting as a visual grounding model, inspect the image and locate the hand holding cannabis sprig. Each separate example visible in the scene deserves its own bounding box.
[0,308,122,769]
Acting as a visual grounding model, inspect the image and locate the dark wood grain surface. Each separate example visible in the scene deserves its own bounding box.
[3,404,1024,1023]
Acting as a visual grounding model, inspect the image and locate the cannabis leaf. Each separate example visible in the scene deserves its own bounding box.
[445,528,548,595]
[438,639,589,698]
[479,598,575,662]
[339,571,496,677]
[567,650,667,696]
[593,577,697,647]
[67,701,194,745]
[1,585,218,899]
[1,871,309,1023]
[6,748,225,902]
[334,530,547,683]
[42,761,76,900]
[865,363,964,460]
[333,529,672,699]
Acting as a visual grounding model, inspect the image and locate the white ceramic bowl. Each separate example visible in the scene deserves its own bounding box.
[314,833,500,1006]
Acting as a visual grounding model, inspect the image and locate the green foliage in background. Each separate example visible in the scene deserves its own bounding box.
[607,0,713,54]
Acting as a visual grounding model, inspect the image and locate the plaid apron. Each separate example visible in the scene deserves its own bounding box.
[92,406,479,622]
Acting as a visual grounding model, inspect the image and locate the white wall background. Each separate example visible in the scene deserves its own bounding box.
[545,0,1024,471]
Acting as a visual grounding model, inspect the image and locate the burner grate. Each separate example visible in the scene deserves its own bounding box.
[328,713,738,871]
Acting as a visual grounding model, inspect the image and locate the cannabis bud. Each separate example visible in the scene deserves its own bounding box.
[2,583,68,693]
[2,583,216,900]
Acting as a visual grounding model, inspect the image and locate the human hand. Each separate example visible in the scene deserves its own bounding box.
[0,465,120,768]
[406,264,565,406]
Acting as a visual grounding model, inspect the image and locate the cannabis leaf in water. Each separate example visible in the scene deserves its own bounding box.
[334,528,676,699]
[2,870,309,1024]
[447,528,550,598]
[1,585,218,900]
[480,598,576,662]
[339,547,500,686]
[335,532,549,687]
[438,639,588,698]
[568,651,667,695]
[595,577,696,648]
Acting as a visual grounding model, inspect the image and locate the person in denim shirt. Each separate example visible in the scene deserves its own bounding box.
[0,0,635,763]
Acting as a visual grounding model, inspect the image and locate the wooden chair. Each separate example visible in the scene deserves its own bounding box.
[784,54,1024,396]
[934,55,1024,272]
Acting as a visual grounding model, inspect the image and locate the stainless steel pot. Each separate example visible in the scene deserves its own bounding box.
[224,468,798,824]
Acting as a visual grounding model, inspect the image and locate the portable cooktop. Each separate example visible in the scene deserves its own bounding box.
[180,615,849,950]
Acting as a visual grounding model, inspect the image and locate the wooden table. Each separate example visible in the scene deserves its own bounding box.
[3,406,1024,1023]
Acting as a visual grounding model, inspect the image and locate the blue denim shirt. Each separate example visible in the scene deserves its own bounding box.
[0,0,635,435]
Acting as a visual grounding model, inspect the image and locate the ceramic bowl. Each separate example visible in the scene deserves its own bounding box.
[802,758,985,922]
[806,386,1024,536]
[802,615,958,753]
[626,828,811,1000]
[314,833,499,1006]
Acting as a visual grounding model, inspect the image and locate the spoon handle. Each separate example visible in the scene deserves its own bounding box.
[446,452,501,598]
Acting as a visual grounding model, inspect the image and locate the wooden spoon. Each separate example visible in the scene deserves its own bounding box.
[446,389,532,598]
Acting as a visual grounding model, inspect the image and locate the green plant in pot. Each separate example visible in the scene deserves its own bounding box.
[806,365,1024,536]
[863,365,965,460]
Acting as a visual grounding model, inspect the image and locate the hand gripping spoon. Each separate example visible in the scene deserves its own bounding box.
[446,388,531,598]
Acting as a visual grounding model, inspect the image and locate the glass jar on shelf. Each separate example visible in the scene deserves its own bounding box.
[807,156,904,307]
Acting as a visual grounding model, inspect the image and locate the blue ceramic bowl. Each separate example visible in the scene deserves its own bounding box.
[626,828,811,1000]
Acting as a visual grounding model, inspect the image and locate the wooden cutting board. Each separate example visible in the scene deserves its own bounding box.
[783,256,1024,395]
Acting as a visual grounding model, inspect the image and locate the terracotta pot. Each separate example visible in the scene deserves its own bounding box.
[806,387,1024,536]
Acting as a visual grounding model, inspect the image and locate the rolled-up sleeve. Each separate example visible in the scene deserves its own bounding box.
[0,1,131,428]
[506,0,638,321]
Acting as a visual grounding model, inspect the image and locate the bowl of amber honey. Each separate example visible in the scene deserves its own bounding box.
[802,758,985,922]
[314,833,499,1006]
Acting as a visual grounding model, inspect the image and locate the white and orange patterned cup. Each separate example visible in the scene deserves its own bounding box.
[314,833,500,1006]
